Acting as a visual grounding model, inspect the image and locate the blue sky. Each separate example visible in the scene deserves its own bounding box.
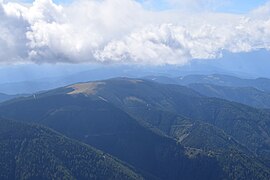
[217,0,268,13]
[138,0,269,13]
[11,0,269,13]
[11,0,73,4]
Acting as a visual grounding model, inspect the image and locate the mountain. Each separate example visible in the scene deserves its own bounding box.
[0,118,142,180]
[181,74,270,92]
[193,74,270,92]
[144,75,270,108]
[0,91,224,180]
[90,78,270,153]
[1,78,270,179]
[66,79,270,165]
[187,83,270,109]
[0,93,28,103]
[0,65,188,94]
[145,74,270,92]
[0,80,65,94]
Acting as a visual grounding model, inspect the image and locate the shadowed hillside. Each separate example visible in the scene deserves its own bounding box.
[0,119,142,180]
[0,93,225,180]
[1,78,270,179]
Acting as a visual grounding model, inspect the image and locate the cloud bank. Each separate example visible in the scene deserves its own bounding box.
[0,0,270,65]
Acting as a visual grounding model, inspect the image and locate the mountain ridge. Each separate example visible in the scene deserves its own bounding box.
[1,78,270,179]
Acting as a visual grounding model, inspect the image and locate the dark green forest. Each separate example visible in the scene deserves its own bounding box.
[1,78,270,179]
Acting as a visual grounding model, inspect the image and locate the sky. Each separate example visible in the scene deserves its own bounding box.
[138,0,268,13]
[0,0,270,66]
[11,0,269,13]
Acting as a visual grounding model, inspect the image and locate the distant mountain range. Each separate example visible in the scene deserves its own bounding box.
[188,84,270,109]
[1,78,270,179]
[0,93,28,103]
[0,65,183,94]
[145,74,270,91]
[144,74,270,109]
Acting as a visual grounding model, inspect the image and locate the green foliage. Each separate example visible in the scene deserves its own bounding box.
[0,119,142,180]
[1,78,270,179]
[0,94,225,179]
[188,83,270,108]
[82,78,270,179]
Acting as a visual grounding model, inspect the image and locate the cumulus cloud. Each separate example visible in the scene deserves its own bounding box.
[0,0,270,65]
[0,1,28,63]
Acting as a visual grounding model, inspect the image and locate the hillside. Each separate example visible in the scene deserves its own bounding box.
[65,78,270,166]
[0,119,142,180]
[1,78,270,179]
[177,74,270,92]
[144,75,270,108]
[90,79,270,155]
[187,83,270,109]
[0,94,224,180]
[0,93,27,103]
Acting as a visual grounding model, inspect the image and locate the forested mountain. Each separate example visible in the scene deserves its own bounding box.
[144,75,270,109]
[0,93,27,103]
[90,79,270,151]
[76,78,270,166]
[1,78,270,179]
[0,118,142,180]
[177,74,270,92]
[0,93,224,180]
[187,83,270,109]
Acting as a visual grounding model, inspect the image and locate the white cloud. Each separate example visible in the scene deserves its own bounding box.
[0,0,270,65]
[0,2,28,63]
[95,24,191,65]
